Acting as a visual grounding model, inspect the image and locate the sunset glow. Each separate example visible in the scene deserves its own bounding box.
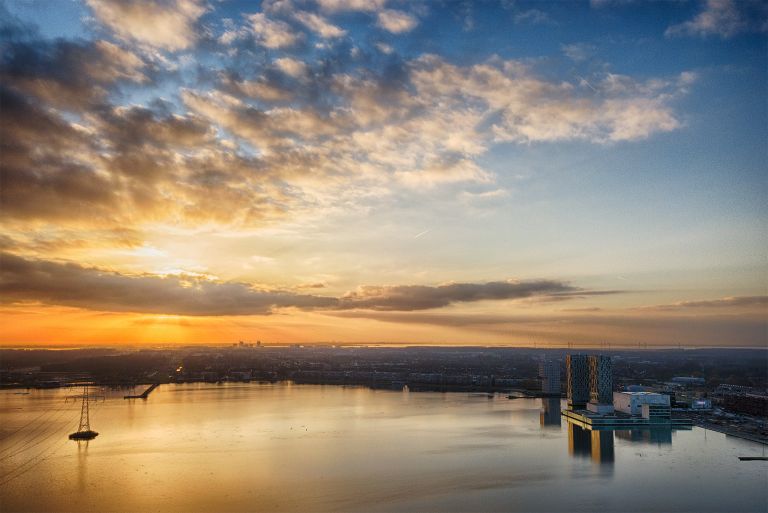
[1,0,765,347]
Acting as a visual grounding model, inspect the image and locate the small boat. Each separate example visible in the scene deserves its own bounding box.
[738,456,767,461]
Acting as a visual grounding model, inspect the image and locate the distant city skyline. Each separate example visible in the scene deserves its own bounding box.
[0,0,766,346]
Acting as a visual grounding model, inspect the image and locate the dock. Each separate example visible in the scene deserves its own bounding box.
[124,383,160,399]
[562,408,694,429]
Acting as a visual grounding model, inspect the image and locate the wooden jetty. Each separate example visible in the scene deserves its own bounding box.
[124,383,160,399]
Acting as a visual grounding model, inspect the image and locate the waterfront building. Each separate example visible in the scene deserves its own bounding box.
[589,356,612,404]
[613,391,671,421]
[538,359,561,396]
[566,355,590,408]
[566,354,613,412]
[587,355,614,414]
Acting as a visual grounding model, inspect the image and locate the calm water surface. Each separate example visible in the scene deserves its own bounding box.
[1,383,766,512]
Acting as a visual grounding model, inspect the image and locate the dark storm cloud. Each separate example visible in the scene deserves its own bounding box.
[0,253,602,316]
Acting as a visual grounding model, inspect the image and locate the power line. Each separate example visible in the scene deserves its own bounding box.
[0,402,73,457]
[0,408,76,461]
[0,419,78,487]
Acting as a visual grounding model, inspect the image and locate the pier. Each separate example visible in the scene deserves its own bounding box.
[124,383,160,400]
[562,408,694,428]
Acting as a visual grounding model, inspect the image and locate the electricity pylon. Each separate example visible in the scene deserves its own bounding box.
[66,385,104,441]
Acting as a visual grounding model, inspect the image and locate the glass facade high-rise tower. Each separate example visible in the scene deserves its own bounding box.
[566,355,590,408]
[566,354,613,411]
[589,355,613,404]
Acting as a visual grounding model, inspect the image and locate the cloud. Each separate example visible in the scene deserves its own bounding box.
[297,282,327,289]
[329,309,767,347]
[666,0,767,38]
[293,11,346,38]
[0,86,119,222]
[514,9,553,25]
[220,73,295,102]
[0,75,289,229]
[377,9,418,33]
[589,0,636,7]
[0,12,693,235]
[561,42,596,62]
[317,0,387,12]
[0,37,146,109]
[0,252,336,316]
[636,296,768,311]
[395,155,491,187]
[337,280,583,311]
[0,229,143,257]
[248,13,302,48]
[409,55,688,144]
[274,57,308,78]
[86,0,206,51]
[0,252,612,315]
[459,188,510,203]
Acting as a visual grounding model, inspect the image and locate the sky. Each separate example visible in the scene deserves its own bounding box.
[0,0,766,347]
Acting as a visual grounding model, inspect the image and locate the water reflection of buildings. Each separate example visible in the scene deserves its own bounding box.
[559,351,689,471]
[540,398,562,428]
[615,428,673,445]
[565,419,683,467]
[567,421,615,464]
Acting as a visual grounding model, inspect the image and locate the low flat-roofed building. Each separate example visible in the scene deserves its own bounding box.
[614,391,670,420]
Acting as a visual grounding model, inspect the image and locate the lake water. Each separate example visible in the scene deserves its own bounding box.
[1,383,766,512]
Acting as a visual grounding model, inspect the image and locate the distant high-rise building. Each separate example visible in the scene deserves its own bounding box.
[566,354,613,412]
[566,355,590,408]
[538,359,561,396]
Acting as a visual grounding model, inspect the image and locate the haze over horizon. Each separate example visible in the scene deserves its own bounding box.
[0,0,766,347]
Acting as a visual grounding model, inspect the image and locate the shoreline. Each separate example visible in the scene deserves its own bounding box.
[694,421,768,446]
